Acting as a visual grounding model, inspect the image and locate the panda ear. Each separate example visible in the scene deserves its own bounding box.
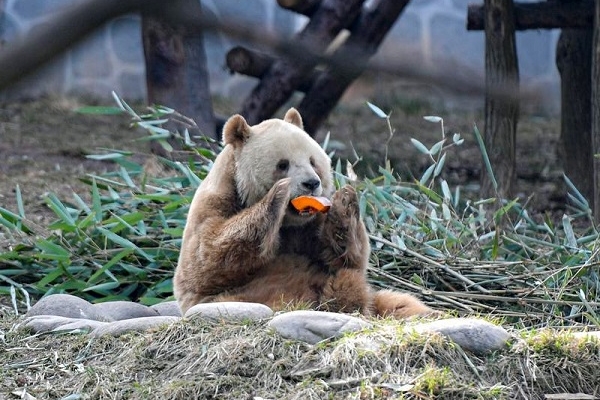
[223,114,252,147]
[283,108,303,130]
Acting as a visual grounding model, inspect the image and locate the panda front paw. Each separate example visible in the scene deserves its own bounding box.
[264,177,292,222]
[331,185,360,217]
[328,185,360,232]
[322,185,361,253]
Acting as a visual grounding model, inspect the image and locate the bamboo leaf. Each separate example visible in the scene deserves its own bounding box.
[562,214,578,249]
[88,248,134,284]
[44,193,76,227]
[440,180,452,202]
[35,239,70,262]
[472,124,497,191]
[411,138,430,154]
[76,106,124,115]
[83,282,121,293]
[434,153,446,177]
[419,164,436,185]
[429,140,445,156]
[366,102,388,118]
[423,116,442,123]
[97,227,155,262]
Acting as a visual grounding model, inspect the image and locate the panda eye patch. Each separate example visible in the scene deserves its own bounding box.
[277,159,290,171]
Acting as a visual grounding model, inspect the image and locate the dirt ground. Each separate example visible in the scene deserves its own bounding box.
[0,85,565,234]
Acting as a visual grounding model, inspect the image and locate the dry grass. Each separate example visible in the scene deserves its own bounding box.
[2,301,599,400]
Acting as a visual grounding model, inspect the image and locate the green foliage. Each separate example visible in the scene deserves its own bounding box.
[357,105,600,326]
[0,97,214,305]
[1,98,599,327]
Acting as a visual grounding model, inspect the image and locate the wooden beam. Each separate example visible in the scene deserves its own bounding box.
[225,46,318,92]
[297,0,410,134]
[239,0,365,126]
[226,46,275,79]
[467,0,594,31]
[481,0,519,200]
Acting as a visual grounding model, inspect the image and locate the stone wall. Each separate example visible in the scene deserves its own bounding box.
[0,0,560,110]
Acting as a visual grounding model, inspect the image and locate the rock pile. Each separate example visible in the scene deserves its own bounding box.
[21,294,512,355]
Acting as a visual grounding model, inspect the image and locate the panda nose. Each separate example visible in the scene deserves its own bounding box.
[302,178,320,192]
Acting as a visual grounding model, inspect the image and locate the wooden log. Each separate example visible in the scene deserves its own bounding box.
[226,46,319,92]
[239,0,365,126]
[592,0,600,222]
[226,46,274,79]
[556,29,593,209]
[467,0,594,31]
[277,0,321,16]
[142,0,216,153]
[481,0,519,200]
[297,0,410,134]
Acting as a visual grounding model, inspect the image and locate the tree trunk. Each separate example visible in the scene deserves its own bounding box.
[467,0,594,31]
[481,0,519,200]
[239,0,364,125]
[556,29,593,209]
[142,0,215,155]
[592,0,600,222]
[297,0,410,134]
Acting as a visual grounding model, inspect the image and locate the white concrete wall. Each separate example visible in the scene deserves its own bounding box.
[0,0,560,110]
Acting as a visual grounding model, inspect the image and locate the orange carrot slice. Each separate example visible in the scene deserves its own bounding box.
[291,196,332,214]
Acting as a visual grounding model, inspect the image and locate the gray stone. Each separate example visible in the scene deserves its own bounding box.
[385,11,422,45]
[430,13,484,72]
[272,6,298,38]
[150,301,182,317]
[109,16,143,64]
[52,319,108,333]
[0,12,20,42]
[411,317,510,355]
[117,72,145,98]
[91,316,180,337]
[25,294,107,321]
[212,0,266,26]
[0,55,67,101]
[451,0,473,9]
[91,301,159,321]
[22,315,80,333]
[517,30,553,77]
[0,0,563,111]
[71,29,111,78]
[185,302,273,322]
[268,310,372,345]
[11,0,74,20]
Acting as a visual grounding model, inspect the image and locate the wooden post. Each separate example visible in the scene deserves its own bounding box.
[142,0,215,148]
[467,0,594,30]
[556,29,593,209]
[481,0,519,200]
[592,0,600,222]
